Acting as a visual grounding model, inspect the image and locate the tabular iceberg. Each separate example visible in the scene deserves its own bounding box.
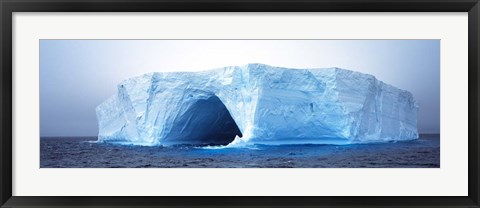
[96,64,419,146]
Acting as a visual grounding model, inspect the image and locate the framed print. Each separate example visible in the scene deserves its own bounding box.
[1,0,479,207]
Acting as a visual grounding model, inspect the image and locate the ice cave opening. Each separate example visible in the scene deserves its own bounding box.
[162,94,242,146]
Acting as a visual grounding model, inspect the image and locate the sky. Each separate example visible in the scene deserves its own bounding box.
[40,40,440,136]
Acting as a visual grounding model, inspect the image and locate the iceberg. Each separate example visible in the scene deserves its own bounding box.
[96,64,419,146]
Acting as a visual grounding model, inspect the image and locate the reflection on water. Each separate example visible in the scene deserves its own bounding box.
[40,134,439,168]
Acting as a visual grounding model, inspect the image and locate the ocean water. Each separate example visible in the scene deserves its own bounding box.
[40,134,439,168]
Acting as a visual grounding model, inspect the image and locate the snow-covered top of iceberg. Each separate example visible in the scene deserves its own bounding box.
[96,63,419,146]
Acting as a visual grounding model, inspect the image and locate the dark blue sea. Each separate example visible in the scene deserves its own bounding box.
[40,134,439,168]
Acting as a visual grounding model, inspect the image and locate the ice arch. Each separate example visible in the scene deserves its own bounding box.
[95,68,252,146]
[162,94,242,145]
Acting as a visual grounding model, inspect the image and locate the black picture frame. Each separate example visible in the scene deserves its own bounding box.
[1,0,479,207]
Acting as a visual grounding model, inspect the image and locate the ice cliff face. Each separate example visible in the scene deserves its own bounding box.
[96,64,419,146]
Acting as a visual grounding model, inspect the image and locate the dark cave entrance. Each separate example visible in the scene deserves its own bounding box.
[163,95,243,146]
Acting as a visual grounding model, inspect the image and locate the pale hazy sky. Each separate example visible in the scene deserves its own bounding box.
[40,40,440,136]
